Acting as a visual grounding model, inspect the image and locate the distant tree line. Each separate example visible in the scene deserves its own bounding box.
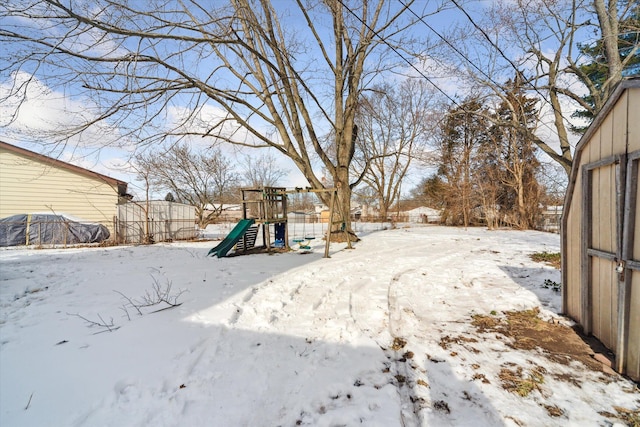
[1,0,636,233]
[410,76,543,229]
[133,143,289,228]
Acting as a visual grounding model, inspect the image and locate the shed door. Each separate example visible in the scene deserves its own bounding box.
[582,155,623,350]
[582,150,640,379]
[620,151,640,379]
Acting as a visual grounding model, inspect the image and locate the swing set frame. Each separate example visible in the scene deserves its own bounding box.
[239,186,350,258]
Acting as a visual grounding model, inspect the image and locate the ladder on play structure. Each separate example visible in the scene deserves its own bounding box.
[235,225,259,252]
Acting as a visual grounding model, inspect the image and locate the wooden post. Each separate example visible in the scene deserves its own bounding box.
[324,190,336,258]
[581,166,592,335]
[619,153,639,374]
[283,196,290,250]
[264,222,271,253]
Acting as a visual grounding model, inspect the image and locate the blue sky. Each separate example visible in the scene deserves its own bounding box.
[0,0,598,199]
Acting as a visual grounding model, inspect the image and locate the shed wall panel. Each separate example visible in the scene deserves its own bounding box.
[590,133,601,252]
[591,258,619,350]
[608,164,617,255]
[591,258,602,337]
[589,162,620,351]
[612,90,628,154]
[628,270,640,380]
[566,218,581,319]
[592,164,616,254]
[599,108,614,158]
[566,172,584,321]
[629,88,640,152]
[635,164,640,259]
[592,258,618,350]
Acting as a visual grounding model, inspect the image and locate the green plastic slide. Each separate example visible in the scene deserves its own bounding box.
[207,219,256,258]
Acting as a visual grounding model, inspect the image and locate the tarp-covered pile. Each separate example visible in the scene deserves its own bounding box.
[0,214,110,247]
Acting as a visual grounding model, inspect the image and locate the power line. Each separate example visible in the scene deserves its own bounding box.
[337,0,576,158]
[450,0,524,80]
[397,0,568,133]
[398,0,503,91]
[334,0,462,109]
[448,0,578,128]
[396,0,579,150]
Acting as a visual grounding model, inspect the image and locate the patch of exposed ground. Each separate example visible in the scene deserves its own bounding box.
[530,251,561,269]
[469,308,640,425]
[439,335,479,354]
[598,406,640,427]
[498,364,546,397]
[471,308,603,371]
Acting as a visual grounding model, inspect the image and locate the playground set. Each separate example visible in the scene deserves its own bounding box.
[207,186,350,258]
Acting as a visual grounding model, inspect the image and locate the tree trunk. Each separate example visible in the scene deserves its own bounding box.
[330,167,358,243]
[516,181,526,229]
[593,0,623,95]
[196,207,208,230]
[379,202,388,221]
[547,63,574,177]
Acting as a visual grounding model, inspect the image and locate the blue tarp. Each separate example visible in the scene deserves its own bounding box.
[0,214,110,247]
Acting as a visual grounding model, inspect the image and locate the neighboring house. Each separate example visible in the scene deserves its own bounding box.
[562,77,640,381]
[404,206,442,224]
[349,204,381,221]
[0,141,128,235]
[540,205,562,233]
[201,204,244,223]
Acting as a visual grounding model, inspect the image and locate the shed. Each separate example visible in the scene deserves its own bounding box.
[0,141,128,236]
[115,200,197,243]
[562,77,640,380]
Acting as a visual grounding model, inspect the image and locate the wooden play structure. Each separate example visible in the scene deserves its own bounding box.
[208,186,350,258]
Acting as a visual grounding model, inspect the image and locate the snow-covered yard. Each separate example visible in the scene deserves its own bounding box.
[0,226,638,426]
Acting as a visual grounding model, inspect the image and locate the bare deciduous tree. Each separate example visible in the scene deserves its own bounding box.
[128,157,156,244]
[287,192,318,212]
[241,152,289,188]
[351,79,437,219]
[439,0,637,175]
[0,0,431,238]
[134,143,238,228]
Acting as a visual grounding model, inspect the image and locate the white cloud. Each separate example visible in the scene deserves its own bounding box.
[0,71,126,150]
[165,103,282,151]
[0,73,322,192]
[0,72,140,191]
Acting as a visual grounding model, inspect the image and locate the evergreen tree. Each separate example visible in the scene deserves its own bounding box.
[486,75,542,229]
[436,98,490,227]
[572,6,640,132]
[411,175,447,210]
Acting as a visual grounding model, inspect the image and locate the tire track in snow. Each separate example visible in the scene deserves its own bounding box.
[386,268,428,427]
[346,239,479,425]
[368,232,555,426]
[215,229,533,425]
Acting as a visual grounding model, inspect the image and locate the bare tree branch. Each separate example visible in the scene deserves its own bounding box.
[1,0,426,235]
[68,312,120,333]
